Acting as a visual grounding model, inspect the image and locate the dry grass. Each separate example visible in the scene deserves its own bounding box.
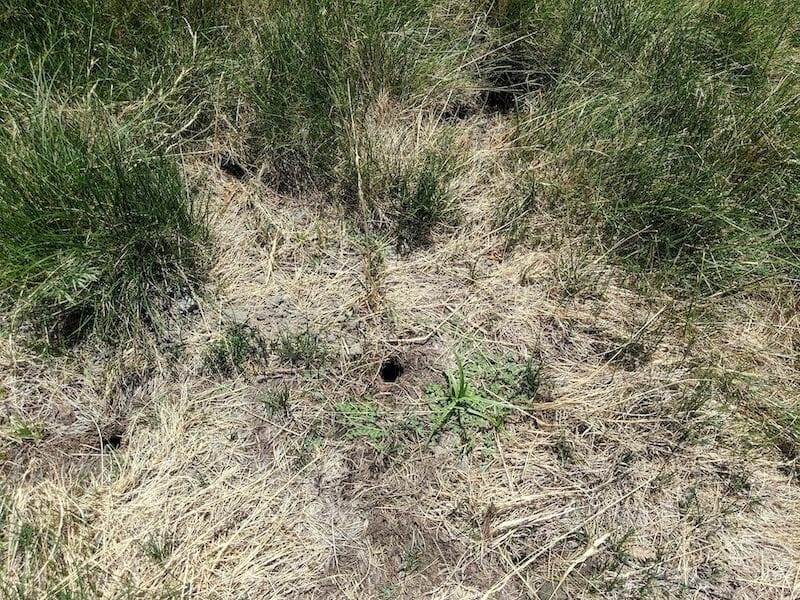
[2,102,800,600]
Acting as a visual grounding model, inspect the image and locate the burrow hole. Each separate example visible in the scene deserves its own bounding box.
[380,357,403,382]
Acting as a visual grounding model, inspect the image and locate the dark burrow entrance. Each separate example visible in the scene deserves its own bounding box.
[380,357,403,382]
[49,305,94,347]
[101,431,124,451]
[219,153,248,180]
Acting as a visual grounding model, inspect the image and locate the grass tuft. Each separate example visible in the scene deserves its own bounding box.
[506,0,800,290]
[246,0,436,188]
[0,110,206,345]
[389,150,460,253]
[271,329,328,368]
[205,323,266,377]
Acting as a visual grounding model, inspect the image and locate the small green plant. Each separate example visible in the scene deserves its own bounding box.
[260,385,291,417]
[141,532,176,564]
[335,400,392,452]
[553,432,574,464]
[6,420,45,443]
[425,353,543,451]
[205,324,266,377]
[598,528,639,592]
[271,329,327,368]
[401,543,424,573]
[428,360,484,440]
[427,357,523,450]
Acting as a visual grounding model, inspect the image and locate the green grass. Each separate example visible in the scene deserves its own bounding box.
[246,0,470,249]
[1,0,796,347]
[0,1,229,346]
[0,0,471,348]
[242,0,800,285]
[427,354,539,451]
[259,385,290,417]
[5,421,45,444]
[246,0,434,186]
[2,0,469,263]
[502,0,800,290]
[205,323,266,377]
[271,329,328,368]
[379,147,462,253]
[0,0,243,147]
[0,109,206,345]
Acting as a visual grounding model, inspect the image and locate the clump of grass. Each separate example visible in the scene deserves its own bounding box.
[520,353,543,398]
[347,117,466,252]
[246,0,438,188]
[244,1,474,253]
[0,110,207,345]
[245,1,342,187]
[260,385,290,417]
[204,323,266,377]
[551,245,608,300]
[389,150,461,253]
[271,329,327,368]
[0,0,245,149]
[140,532,176,564]
[507,0,800,290]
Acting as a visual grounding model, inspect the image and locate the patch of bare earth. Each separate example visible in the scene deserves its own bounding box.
[2,113,799,599]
